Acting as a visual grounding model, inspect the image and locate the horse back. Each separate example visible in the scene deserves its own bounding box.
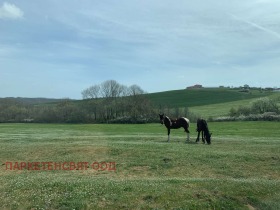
[178,117,190,127]
[197,119,208,131]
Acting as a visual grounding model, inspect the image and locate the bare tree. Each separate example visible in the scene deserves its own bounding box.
[101,80,122,98]
[129,84,145,96]
[120,85,130,97]
[80,80,153,123]
[81,85,100,99]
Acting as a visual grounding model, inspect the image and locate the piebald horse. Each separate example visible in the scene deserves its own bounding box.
[159,114,190,142]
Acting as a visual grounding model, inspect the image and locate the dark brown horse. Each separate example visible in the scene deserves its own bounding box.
[159,114,190,142]
[196,118,212,144]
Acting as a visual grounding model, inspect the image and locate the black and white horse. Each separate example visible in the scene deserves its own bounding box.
[159,114,190,142]
[196,118,212,144]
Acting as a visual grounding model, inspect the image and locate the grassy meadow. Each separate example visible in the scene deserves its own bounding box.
[0,122,280,209]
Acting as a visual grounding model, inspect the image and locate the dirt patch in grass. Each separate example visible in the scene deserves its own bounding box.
[246,204,256,210]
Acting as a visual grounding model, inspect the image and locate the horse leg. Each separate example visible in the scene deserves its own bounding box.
[167,128,170,142]
[185,128,190,142]
[196,131,200,142]
[202,130,205,144]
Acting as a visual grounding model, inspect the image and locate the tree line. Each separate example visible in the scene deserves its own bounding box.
[6,80,278,123]
[0,80,201,124]
[0,80,153,123]
[80,80,156,123]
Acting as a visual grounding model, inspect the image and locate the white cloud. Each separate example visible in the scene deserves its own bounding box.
[0,2,23,20]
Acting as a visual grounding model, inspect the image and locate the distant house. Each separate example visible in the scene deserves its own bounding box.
[239,84,250,93]
[265,87,274,91]
[187,84,203,89]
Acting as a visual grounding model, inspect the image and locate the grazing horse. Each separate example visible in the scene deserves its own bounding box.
[196,118,212,144]
[159,114,190,142]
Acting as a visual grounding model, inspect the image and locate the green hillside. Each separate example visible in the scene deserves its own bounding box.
[147,88,274,108]
[190,98,261,118]
[147,88,280,118]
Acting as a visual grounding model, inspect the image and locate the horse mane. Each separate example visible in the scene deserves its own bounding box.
[203,120,210,134]
[164,116,172,126]
[201,119,211,138]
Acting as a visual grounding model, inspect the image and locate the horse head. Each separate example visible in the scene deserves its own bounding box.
[205,132,212,144]
[159,114,165,125]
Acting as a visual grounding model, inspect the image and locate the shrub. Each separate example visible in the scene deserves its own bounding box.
[214,113,280,122]
[251,97,279,114]
[226,97,280,121]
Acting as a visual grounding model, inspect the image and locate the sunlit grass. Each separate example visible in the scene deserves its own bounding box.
[0,122,280,209]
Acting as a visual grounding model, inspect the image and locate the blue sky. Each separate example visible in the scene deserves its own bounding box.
[1,0,280,99]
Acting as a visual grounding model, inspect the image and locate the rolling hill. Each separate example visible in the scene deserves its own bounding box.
[147,87,274,108]
[146,87,279,117]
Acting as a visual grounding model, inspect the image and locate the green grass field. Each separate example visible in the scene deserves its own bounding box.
[0,122,280,209]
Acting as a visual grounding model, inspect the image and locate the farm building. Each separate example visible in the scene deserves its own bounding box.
[187,84,203,89]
